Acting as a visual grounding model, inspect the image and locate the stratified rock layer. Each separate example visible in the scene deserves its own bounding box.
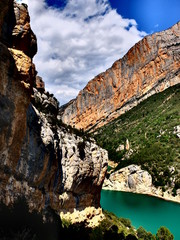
[60,22,180,130]
[0,1,36,172]
[0,1,108,217]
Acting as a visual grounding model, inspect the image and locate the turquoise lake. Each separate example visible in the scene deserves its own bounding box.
[100,190,180,239]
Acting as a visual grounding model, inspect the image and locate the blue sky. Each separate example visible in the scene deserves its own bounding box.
[17,0,180,105]
[46,0,180,33]
[109,0,180,33]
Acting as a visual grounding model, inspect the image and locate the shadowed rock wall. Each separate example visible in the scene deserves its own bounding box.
[0,1,108,217]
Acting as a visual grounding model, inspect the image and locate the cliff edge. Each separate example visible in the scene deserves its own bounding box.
[0,1,108,220]
[60,21,180,131]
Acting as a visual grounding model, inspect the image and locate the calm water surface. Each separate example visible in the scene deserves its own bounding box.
[101,190,180,239]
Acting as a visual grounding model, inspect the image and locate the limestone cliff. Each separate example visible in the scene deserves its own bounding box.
[0,86,107,214]
[0,1,36,174]
[103,164,180,203]
[0,1,108,219]
[103,165,153,194]
[60,22,180,130]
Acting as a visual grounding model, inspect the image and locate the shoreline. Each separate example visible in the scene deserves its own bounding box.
[102,186,180,204]
[103,163,180,204]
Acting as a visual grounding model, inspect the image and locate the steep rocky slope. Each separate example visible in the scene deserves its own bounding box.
[0,1,36,176]
[0,1,107,219]
[60,21,180,131]
[95,84,180,202]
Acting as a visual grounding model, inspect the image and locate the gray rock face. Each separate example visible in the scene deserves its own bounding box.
[128,175,136,189]
[103,164,180,203]
[103,164,152,193]
[0,1,108,218]
[0,87,108,213]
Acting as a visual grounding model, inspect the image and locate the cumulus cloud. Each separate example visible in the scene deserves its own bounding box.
[25,0,147,105]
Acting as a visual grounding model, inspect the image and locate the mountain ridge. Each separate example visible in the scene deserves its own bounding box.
[60,21,180,131]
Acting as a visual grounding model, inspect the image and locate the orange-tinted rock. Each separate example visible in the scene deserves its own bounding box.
[12,2,37,58]
[0,1,37,206]
[0,1,37,58]
[0,1,36,171]
[0,2,108,217]
[35,76,45,92]
[60,22,180,131]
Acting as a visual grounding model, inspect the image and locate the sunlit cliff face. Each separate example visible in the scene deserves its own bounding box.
[0,0,108,217]
[60,21,180,131]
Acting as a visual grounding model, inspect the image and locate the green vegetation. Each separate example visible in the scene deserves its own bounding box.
[94,84,180,192]
[97,210,138,239]
[56,118,91,141]
[137,226,156,240]
[61,210,173,240]
[156,226,174,240]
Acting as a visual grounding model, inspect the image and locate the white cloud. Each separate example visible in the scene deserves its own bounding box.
[27,0,147,105]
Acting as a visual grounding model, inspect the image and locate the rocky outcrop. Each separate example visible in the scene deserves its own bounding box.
[0,1,36,174]
[0,87,108,214]
[60,21,180,130]
[0,1,108,219]
[35,75,45,92]
[103,165,152,194]
[0,0,13,41]
[15,88,108,212]
[1,1,37,57]
[0,0,36,205]
[60,207,105,228]
[103,164,180,203]
[173,125,180,138]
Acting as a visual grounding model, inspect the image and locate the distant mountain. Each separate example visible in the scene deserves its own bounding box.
[60,21,180,131]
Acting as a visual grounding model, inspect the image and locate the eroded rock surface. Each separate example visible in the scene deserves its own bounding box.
[103,165,152,193]
[0,1,36,173]
[15,88,108,212]
[103,164,180,203]
[60,207,105,228]
[60,22,180,130]
[1,1,37,57]
[0,1,108,219]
